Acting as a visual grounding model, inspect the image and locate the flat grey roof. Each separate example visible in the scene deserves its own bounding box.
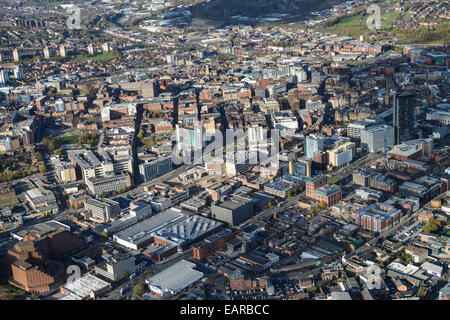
[331,292,352,300]
[85,198,119,208]
[154,215,223,246]
[215,195,252,210]
[113,208,185,245]
[11,220,70,240]
[60,273,110,300]
[145,259,203,295]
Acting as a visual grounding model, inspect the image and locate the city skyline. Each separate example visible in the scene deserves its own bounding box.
[0,0,448,309]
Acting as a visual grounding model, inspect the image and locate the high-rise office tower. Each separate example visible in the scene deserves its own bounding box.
[0,69,9,85]
[59,45,67,58]
[393,91,415,144]
[88,44,96,55]
[102,43,110,53]
[44,47,51,59]
[14,67,24,81]
[13,49,20,62]
[305,135,324,159]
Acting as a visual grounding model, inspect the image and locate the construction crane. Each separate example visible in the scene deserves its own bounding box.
[16,80,26,86]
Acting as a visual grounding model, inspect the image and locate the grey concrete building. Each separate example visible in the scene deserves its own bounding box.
[84,198,121,223]
[139,156,173,183]
[95,253,136,281]
[360,124,395,153]
[86,174,132,195]
[211,195,254,226]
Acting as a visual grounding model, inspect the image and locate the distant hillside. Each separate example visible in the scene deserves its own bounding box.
[190,0,344,22]
[320,2,450,46]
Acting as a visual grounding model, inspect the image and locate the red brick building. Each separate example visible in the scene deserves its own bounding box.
[310,185,342,207]
[0,184,15,200]
[193,229,238,261]
[5,229,86,293]
[305,175,328,199]
[229,272,267,291]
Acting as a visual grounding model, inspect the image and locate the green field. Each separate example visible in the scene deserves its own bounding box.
[324,12,369,38]
[36,1,70,7]
[57,135,80,145]
[334,15,363,26]
[330,10,401,30]
[74,53,117,62]
[0,198,20,209]
[321,8,450,47]
[382,11,402,26]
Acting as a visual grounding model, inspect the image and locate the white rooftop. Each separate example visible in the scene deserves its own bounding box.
[330,291,352,300]
[145,259,203,295]
[114,207,185,245]
[387,262,419,275]
[154,215,222,246]
[421,262,443,275]
[60,273,110,300]
[26,188,43,199]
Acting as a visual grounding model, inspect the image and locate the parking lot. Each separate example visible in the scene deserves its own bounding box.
[271,279,304,298]
[223,286,270,300]
[393,219,425,242]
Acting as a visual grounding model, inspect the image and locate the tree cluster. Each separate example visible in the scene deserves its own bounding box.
[133,283,145,297]
[423,217,444,234]
[42,135,60,153]
[78,132,97,145]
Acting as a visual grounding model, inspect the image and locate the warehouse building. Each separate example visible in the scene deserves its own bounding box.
[113,208,186,250]
[145,259,204,296]
[152,214,223,251]
[59,273,111,300]
[113,208,224,253]
[193,228,239,260]
[311,184,342,207]
[24,188,58,214]
[11,220,70,241]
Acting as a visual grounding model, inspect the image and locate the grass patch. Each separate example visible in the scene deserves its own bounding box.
[322,9,450,46]
[1,284,26,295]
[35,1,70,7]
[324,22,373,39]
[57,135,81,145]
[0,198,19,209]
[334,15,363,26]
[74,53,117,62]
[381,11,402,27]
[328,177,340,184]
[394,23,450,45]
[418,287,428,297]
